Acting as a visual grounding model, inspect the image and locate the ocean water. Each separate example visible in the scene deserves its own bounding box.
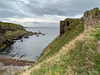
[2,27,59,61]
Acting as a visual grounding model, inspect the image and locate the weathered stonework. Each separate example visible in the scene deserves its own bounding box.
[60,21,65,36]
[60,8,100,36]
[60,18,82,36]
[60,19,75,36]
[83,8,100,31]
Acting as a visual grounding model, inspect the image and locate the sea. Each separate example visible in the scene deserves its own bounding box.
[1,27,59,61]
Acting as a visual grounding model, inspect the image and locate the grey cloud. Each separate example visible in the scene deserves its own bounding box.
[25,21,59,27]
[0,9,29,18]
[0,0,100,18]
[23,0,100,16]
[0,0,100,26]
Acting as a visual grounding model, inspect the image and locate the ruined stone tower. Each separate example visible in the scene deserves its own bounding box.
[60,8,100,36]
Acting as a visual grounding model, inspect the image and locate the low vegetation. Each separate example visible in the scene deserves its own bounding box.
[19,22,100,75]
[38,19,84,63]
[0,22,25,31]
[0,21,33,51]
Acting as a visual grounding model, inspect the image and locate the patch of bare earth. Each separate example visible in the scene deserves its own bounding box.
[0,58,35,66]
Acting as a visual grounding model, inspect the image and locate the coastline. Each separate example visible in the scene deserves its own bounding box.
[0,57,35,75]
[0,22,35,75]
[0,58,35,66]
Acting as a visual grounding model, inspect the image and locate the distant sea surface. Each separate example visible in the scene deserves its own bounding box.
[2,27,59,61]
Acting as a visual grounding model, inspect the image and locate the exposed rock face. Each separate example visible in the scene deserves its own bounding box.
[83,8,100,31]
[0,32,5,49]
[0,22,34,51]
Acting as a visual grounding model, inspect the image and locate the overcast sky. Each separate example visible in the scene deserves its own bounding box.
[0,0,100,27]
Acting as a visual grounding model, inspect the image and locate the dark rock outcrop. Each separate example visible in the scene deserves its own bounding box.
[0,22,34,51]
[24,35,29,38]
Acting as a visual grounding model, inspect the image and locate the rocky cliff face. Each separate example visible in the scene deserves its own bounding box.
[83,8,100,31]
[0,31,5,49]
[0,22,33,51]
[60,8,100,36]
[0,22,25,31]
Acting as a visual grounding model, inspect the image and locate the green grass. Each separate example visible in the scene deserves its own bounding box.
[0,44,6,50]
[18,8,100,75]
[0,22,25,31]
[18,19,84,75]
[26,23,100,75]
[0,22,27,50]
[31,65,66,75]
[5,30,27,40]
[37,19,84,63]
[17,20,100,75]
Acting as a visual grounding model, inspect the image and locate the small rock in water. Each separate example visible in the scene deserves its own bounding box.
[38,30,41,34]
[24,35,29,38]
[37,35,39,37]
[42,33,45,35]
[34,32,37,35]
[19,55,25,58]
[36,56,38,58]
[20,40,23,42]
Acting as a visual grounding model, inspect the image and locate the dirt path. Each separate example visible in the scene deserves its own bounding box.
[20,33,83,75]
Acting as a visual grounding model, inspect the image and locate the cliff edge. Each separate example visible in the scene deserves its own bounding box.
[19,8,100,75]
[0,22,34,51]
[60,8,100,36]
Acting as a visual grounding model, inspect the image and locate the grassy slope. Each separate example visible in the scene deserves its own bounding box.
[20,23,100,75]
[37,19,84,63]
[0,22,25,31]
[19,19,84,75]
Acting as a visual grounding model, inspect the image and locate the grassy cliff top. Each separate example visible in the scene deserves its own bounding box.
[18,8,100,75]
[20,22,100,75]
[38,18,84,63]
[0,22,25,31]
[0,21,28,51]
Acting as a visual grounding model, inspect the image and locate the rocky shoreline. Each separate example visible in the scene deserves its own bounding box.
[0,57,35,75]
[0,22,35,51]
[0,22,47,75]
[0,58,35,66]
[0,22,35,75]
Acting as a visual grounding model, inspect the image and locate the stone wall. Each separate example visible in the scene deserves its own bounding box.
[60,19,75,36]
[60,18,82,36]
[60,21,65,36]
